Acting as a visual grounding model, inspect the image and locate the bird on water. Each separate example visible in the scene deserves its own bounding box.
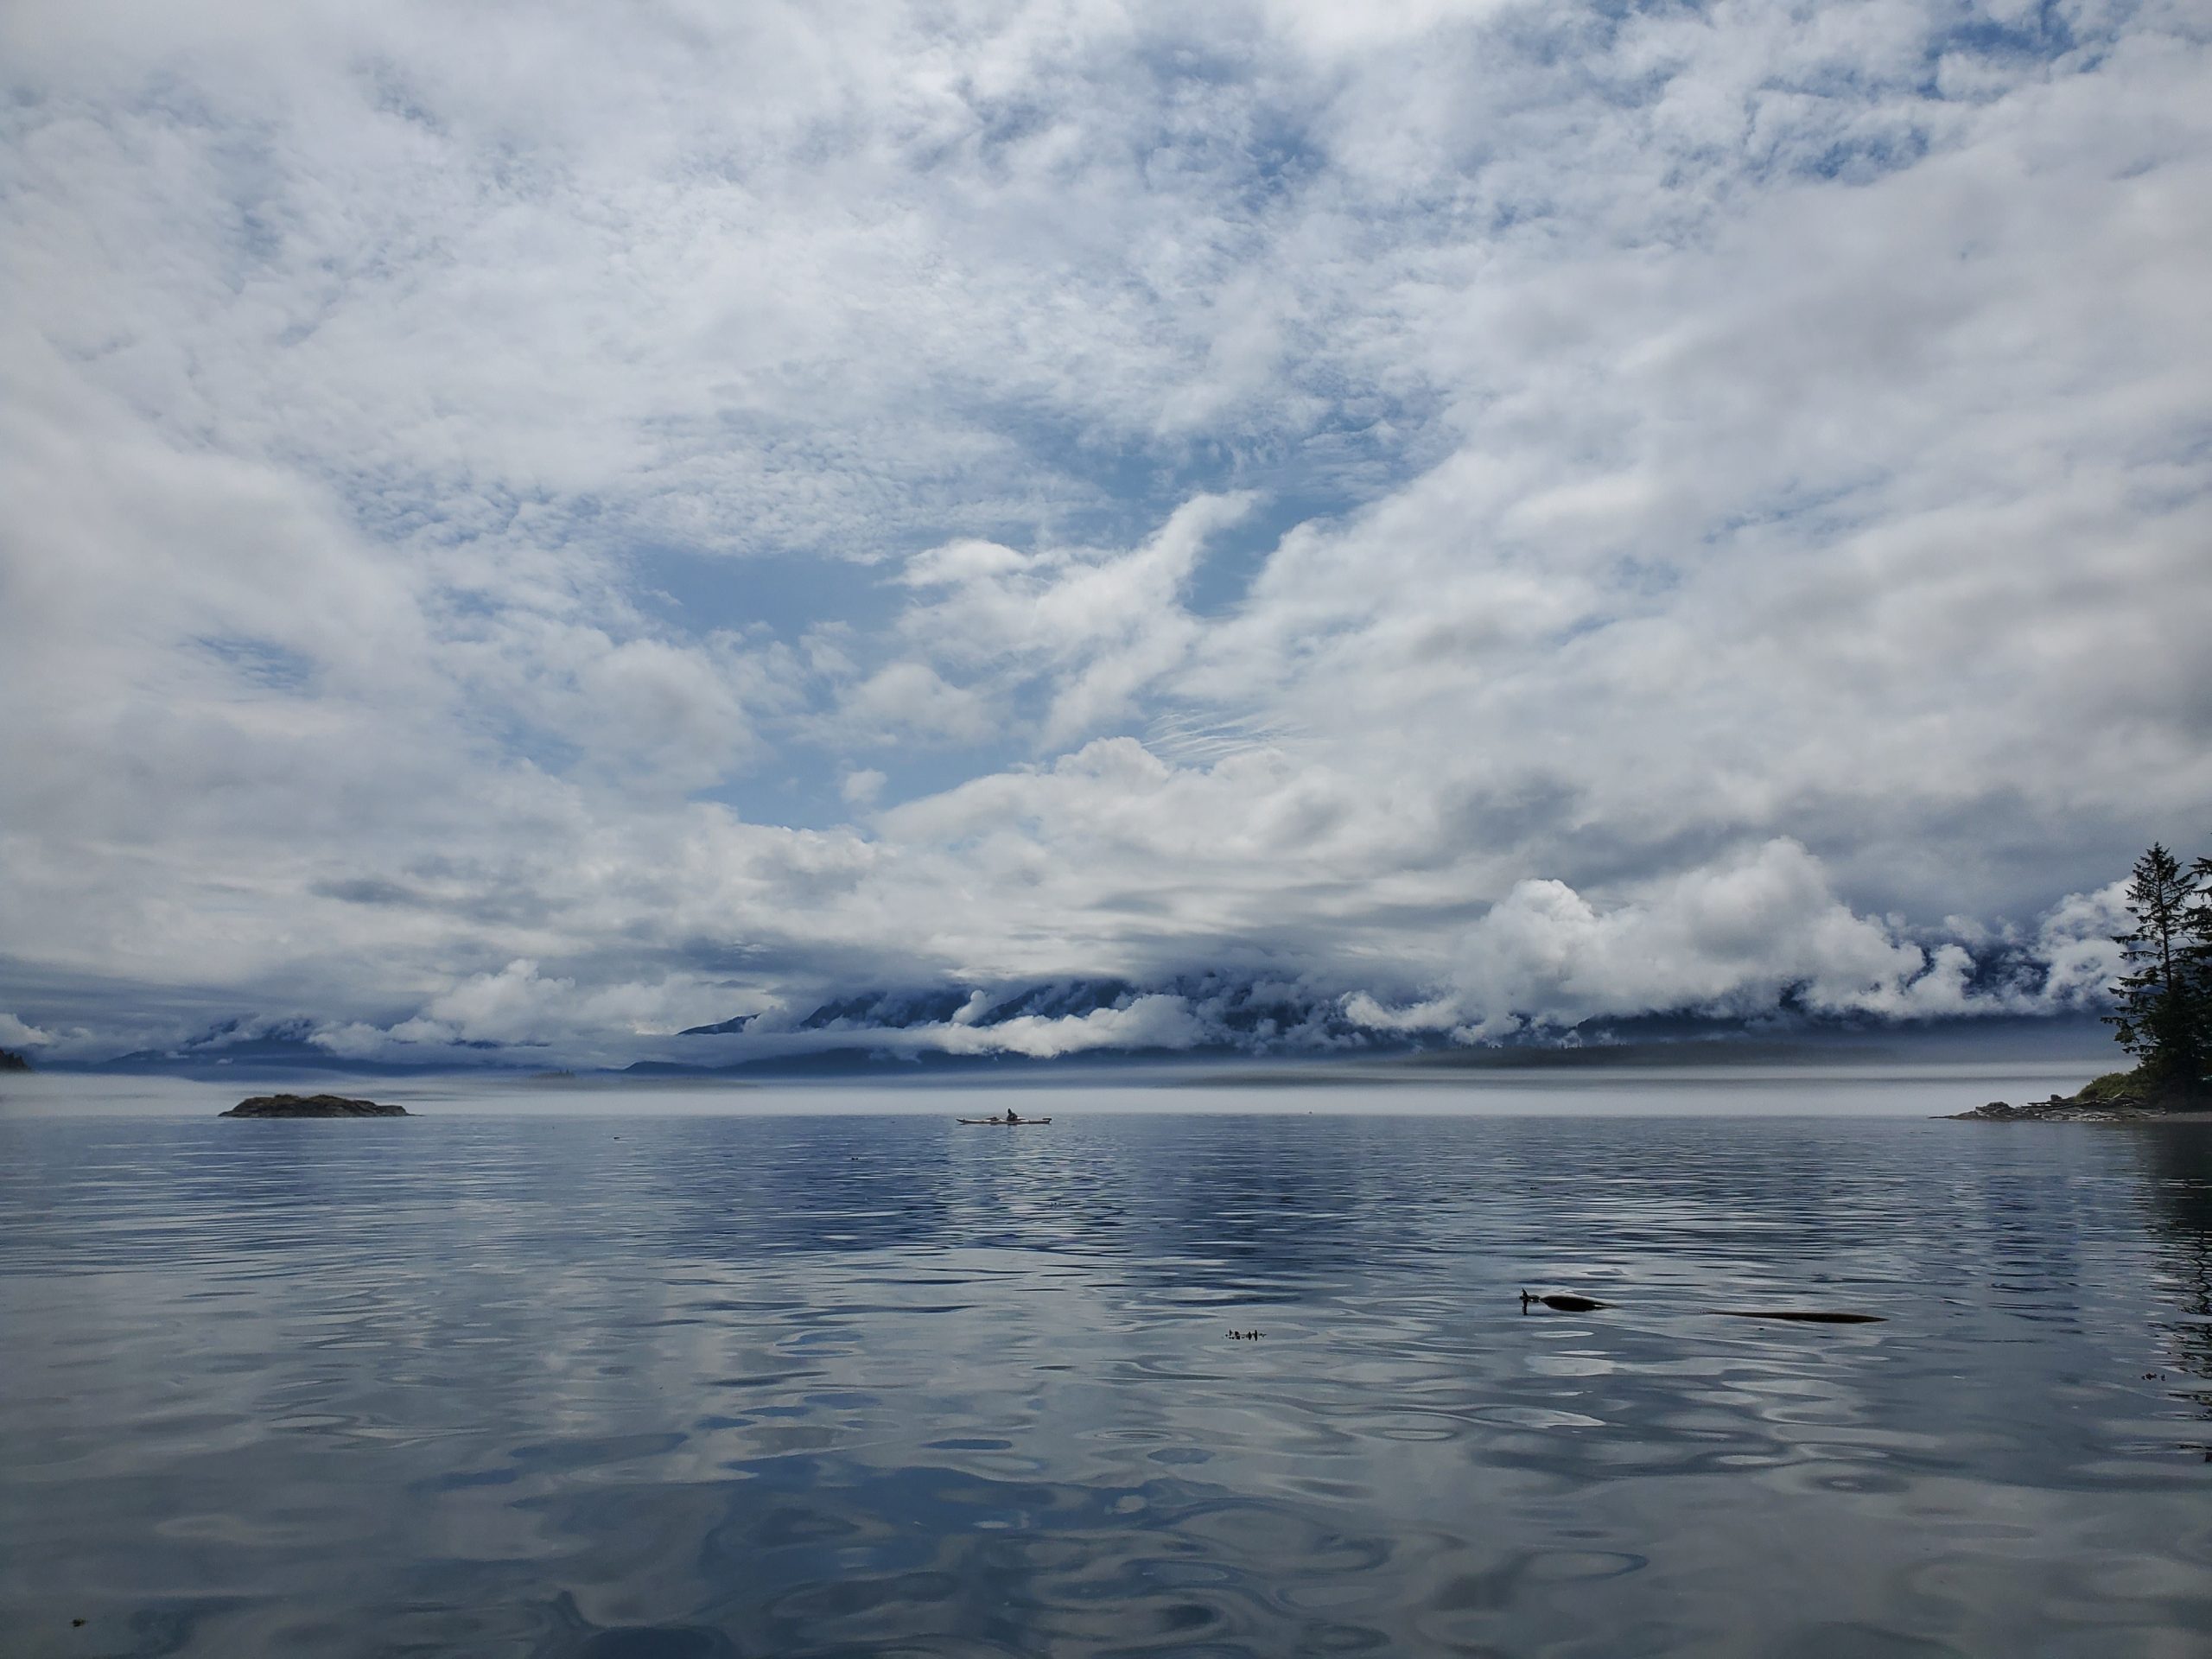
[1521,1291,1609,1313]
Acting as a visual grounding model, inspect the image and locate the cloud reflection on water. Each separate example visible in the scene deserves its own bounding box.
[2,1110,2209,1656]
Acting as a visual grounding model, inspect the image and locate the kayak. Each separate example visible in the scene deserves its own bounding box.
[956,1117,1052,1125]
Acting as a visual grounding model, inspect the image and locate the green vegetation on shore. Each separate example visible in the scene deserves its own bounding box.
[2073,1070,2155,1105]
[1959,843,2209,1121]
[2105,842,2212,1104]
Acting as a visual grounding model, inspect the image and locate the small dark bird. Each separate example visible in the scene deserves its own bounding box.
[1521,1290,1608,1313]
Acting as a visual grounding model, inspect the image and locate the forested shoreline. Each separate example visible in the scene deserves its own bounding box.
[2104,842,2212,1104]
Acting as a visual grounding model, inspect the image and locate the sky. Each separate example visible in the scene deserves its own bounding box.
[2,0,2208,1066]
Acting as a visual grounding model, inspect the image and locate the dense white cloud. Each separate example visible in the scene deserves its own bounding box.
[882,493,1254,747]
[0,1012,58,1051]
[933,994,1206,1058]
[2,0,2207,1062]
[358,957,733,1051]
[1342,840,2129,1044]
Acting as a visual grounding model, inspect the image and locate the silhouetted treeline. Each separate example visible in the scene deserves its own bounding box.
[2107,843,2212,1098]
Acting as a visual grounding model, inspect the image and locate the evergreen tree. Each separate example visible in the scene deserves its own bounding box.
[2107,843,2205,1096]
[2189,850,2212,1077]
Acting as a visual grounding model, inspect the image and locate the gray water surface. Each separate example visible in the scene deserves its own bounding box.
[3,1109,2209,1656]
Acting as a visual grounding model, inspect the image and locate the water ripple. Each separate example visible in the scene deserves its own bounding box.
[2,1110,2209,1655]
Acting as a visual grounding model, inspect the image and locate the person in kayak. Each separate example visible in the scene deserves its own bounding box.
[1003,1107,1021,1124]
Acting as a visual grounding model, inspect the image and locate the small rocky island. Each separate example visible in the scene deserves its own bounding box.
[1951,1070,2196,1122]
[1954,842,2210,1122]
[221,1093,410,1118]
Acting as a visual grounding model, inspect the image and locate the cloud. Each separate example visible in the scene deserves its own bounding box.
[2025,881,2132,1009]
[932,994,1207,1058]
[1431,841,1975,1039]
[830,661,997,746]
[0,1012,55,1049]
[138,830,2125,1069]
[1338,841,2134,1044]
[320,958,740,1058]
[850,492,1255,751]
[1,1,2206,1061]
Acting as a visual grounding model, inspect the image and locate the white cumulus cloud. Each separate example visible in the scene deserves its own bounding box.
[1,0,2204,1060]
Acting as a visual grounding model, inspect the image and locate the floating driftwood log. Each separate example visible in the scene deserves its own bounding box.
[1520,1289,1883,1322]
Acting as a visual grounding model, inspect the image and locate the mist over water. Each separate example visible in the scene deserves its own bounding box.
[3,1096,2208,1656]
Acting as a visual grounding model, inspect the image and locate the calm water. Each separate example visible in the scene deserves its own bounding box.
[3,1099,2209,1656]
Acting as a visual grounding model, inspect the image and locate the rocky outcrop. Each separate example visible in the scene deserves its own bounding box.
[1953,1097,2118,1122]
[0,1048,30,1072]
[220,1093,409,1117]
[1951,1070,2197,1121]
